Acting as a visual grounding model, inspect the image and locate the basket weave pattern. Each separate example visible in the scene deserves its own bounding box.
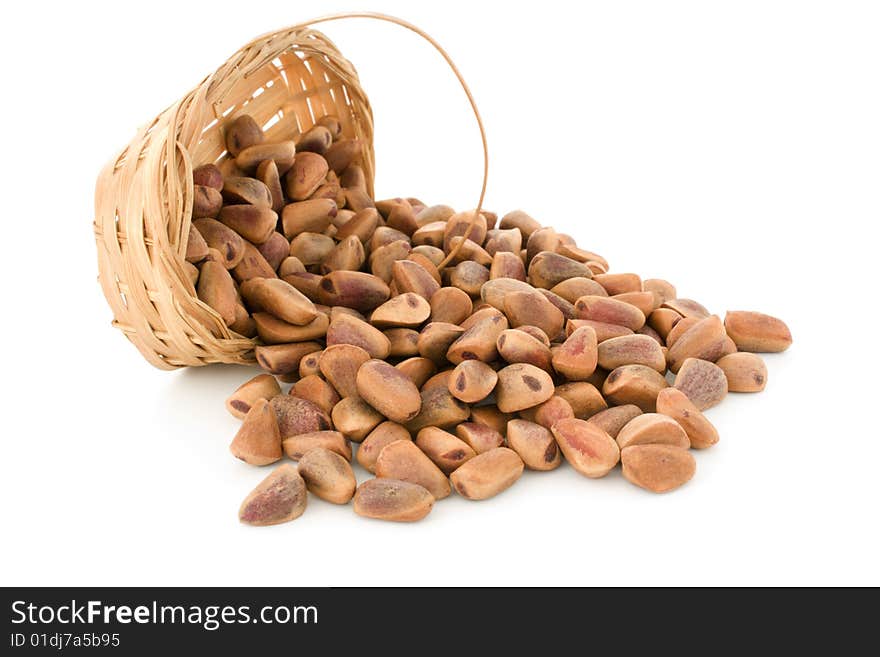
[94,25,375,369]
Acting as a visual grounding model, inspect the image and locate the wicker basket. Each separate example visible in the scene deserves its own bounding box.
[94,13,486,370]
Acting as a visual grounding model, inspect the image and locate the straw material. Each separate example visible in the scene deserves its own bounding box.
[94,13,487,370]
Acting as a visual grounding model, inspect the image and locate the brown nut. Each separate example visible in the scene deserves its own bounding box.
[602,365,669,412]
[616,413,690,450]
[392,260,441,300]
[388,352,434,385]
[256,232,290,271]
[193,163,223,190]
[514,325,550,346]
[724,311,792,353]
[356,359,422,423]
[449,260,490,296]
[238,464,306,527]
[229,398,283,466]
[357,422,412,474]
[480,277,535,310]
[240,277,318,326]
[552,326,599,380]
[597,334,666,373]
[528,251,594,289]
[586,405,643,439]
[254,312,328,344]
[663,298,710,320]
[225,115,264,157]
[575,295,646,331]
[538,289,577,324]
[278,257,306,278]
[415,427,476,474]
[229,304,257,337]
[621,444,695,493]
[655,388,719,449]
[443,211,488,251]
[647,308,683,340]
[324,138,361,174]
[298,447,357,504]
[331,397,384,442]
[196,260,237,325]
[185,224,210,263]
[321,235,366,273]
[417,322,466,365]
[384,328,420,358]
[666,315,728,373]
[448,360,498,403]
[421,370,454,393]
[371,293,431,328]
[281,199,338,238]
[461,306,507,330]
[285,152,329,201]
[319,344,371,398]
[525,228,560,263]
[484,227,523,256]
[613,291,659,317]
[298,349,323,378]
[217,204,278,247]
[520,396,575,430]
[336,207,380,243]
[430,286,473,325]
[297,125,333,154]
[593,273,642,296]
[193,218,246,269]
[193,184,223,219]
[495,363,555,413]
[496,329,553,371]
[226,373,282,419]
[503,289,565,340]
[256,159,285,212]
[315,115,343,140]
[551,418,620,478]
[499,210,541,239]
[665,316,699,348]
[716,352,768,392]
[674,358,728,410]
[326,313,391,359]
[405,387,471,433]
[450,447,524,500]
[447,314,510,365]
[319,270,391,312]
[282,430,351,461]
[554,382,608,420]
[222,176,273,207]
[235,141,296,173]
[469,406,514,436]
[550,277,608,302]
[271,394,333,438]
[353,478,434,522]
[643,279,677,305]
[566,319,633,342]
[455,422,505,454]
[506,419,562,471]
[369,240,412,283]
[375,439,451,500]
[288,232,335,266]
[255,342,322,376]
[490,251,527,281]
[291,375,341,416]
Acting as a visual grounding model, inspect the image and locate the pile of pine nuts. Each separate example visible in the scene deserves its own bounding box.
[192,114,792,525]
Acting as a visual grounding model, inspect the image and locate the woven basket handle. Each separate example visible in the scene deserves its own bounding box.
[304,12,489,269]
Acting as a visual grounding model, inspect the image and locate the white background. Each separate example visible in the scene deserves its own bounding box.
[1,0,877,586]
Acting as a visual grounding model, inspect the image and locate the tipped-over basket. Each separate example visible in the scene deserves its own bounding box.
[94,22,374,370]
[94,13,487,370]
